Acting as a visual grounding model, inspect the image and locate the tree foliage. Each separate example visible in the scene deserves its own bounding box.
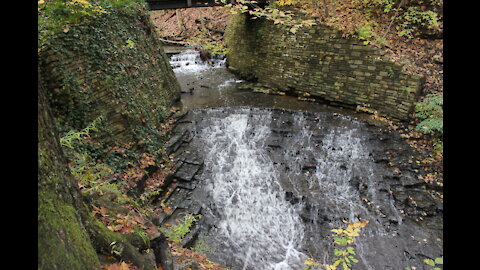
[217,0,316,33]
[218,0,442,47]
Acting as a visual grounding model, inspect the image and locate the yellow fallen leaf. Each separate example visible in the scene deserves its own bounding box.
[352,220,369,228]
[331,229,344,234]
[345,230,360,237]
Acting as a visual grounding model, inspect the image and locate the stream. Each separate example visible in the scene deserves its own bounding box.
[159,49,443,270]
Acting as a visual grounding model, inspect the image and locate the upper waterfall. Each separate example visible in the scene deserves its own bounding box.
[169,49,225,73]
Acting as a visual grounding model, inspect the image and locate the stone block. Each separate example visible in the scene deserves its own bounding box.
[224,13,421,120]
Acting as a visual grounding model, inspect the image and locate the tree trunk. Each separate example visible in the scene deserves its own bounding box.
[176,10,184,34]
[38,70,157,269]
[321,0,329,18]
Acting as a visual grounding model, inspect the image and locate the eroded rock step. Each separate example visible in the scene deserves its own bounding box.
[155,107,442,270]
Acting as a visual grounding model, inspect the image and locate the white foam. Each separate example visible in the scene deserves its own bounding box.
[169,50,225,73]
[199,112,307,269]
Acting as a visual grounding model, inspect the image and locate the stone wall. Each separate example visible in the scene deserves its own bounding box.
[225,13,423,120]
[39,6,181,146]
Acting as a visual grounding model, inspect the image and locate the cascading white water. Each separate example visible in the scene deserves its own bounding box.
[277,114,372,221]
[169,49,225,73]
[198,111,307,270]
[312,129,370,219]
[188,109,409,270]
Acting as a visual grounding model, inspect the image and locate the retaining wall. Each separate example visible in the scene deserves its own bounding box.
[39,7,181,145]
[225,13,423,120]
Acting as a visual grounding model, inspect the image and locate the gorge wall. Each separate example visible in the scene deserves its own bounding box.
[39,5,181,146]
[225,13,423,120]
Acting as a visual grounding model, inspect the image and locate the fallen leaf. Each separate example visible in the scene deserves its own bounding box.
[103,261,133,270]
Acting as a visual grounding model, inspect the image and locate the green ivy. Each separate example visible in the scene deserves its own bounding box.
[39,0,180,165]
[39,0,144,50]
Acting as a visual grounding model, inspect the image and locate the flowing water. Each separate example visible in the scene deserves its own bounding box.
[163,50,443,270]
[169,50,364,117]
[199,112,306,270]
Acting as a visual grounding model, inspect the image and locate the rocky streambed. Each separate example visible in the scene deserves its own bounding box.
[153,106,442,270]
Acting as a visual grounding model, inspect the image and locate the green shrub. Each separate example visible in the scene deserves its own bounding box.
[397,7,439,38]
[357,24,374,44]
[415,93,443,134]
[415,118,443,134]
[360,0,395,13]
[191,235,215,254]
[60,115,104,149]
[160,214,201,243]
[304,220,368,270]
[59,116,120,195]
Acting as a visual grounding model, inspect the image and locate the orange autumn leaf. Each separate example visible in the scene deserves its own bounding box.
[103,261,132,270]
[107,224,124,232]
[92,205,107,217]
[140,153,156,168]
[351,220,369,228]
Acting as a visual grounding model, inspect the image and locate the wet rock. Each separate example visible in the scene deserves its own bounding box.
[302,164,317,172]
[166,187,192,206]
[151,234,175,270]
[159,107,442,270]
[180,224,201,249]
[152,212,171,227]
[398,175,427,187]
[285,191,305,205]
[174,148,203,165]
[176,181,197,190]
[162,208,188,227]
[181,87,194,94]
[266,137,282,149]
[177,199,202,216]
[165,130,188,154]
[173,163,201,182]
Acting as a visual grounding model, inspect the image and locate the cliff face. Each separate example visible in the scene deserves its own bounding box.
[39,6,181,146]
[225,13,423,121]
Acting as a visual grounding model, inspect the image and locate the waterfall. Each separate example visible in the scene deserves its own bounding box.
[198,111,307,270]
[169,49,225,73]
